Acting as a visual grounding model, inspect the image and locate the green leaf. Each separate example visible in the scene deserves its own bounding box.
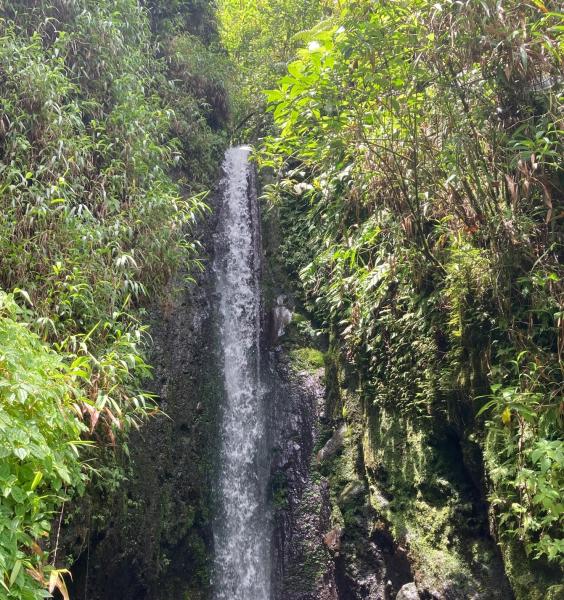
[10,486,26,504]
[13,448,28,460]
[9,559,22,586]
[30,471,43,491]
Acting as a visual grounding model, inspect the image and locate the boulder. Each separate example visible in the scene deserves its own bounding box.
[317,423,347,463]
[396,582,420,600]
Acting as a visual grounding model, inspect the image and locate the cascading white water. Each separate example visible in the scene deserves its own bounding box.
[213,146,271,600]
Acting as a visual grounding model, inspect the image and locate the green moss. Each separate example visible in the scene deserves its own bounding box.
[359,398,564,599]
[289,347,325,372]
[546,585,564,600]
[271,470,289,509]
[499,539,562,600]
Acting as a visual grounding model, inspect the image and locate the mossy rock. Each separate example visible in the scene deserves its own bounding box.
[289,347,325,372]
[500,539,563,600]
[546,584,564,600]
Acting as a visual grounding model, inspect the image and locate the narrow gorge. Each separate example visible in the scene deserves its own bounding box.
[0,2,561,600]
[62,142,559,600]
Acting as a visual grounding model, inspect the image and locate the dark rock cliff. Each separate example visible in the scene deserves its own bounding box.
[268,354,338,600]
[66,195,222,600]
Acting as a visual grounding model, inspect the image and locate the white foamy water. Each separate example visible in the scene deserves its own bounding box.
[213,146,270,600]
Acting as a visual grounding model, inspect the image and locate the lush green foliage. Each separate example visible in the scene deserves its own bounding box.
[0,0,229,596]
[262,0,563,577]
[145,0,231,185]
[216,0,326,137]
[0,292,87,599]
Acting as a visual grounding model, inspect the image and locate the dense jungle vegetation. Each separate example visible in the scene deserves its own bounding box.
[0,0,562,598]
[0,0,230,597]
[251,0,563,594]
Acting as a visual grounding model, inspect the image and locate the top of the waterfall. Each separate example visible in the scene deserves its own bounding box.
[222,145,253,180]
[227,144,253,156]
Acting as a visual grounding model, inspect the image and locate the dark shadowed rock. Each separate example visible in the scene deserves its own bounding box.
[65,189,223,600]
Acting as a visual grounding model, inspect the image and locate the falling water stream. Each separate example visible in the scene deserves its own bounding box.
[213,146,271,600]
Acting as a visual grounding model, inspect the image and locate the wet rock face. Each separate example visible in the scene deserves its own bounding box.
[267,356,415,600]
[317,423,347,463]
[273,295,293,338]
[66,196,222,600]
[335,526,412,600]
[266,341,513,600]
[268,295,293,347]
[268,355,339,600]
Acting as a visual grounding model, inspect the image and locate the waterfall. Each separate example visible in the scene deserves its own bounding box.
[213,146,271,600]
